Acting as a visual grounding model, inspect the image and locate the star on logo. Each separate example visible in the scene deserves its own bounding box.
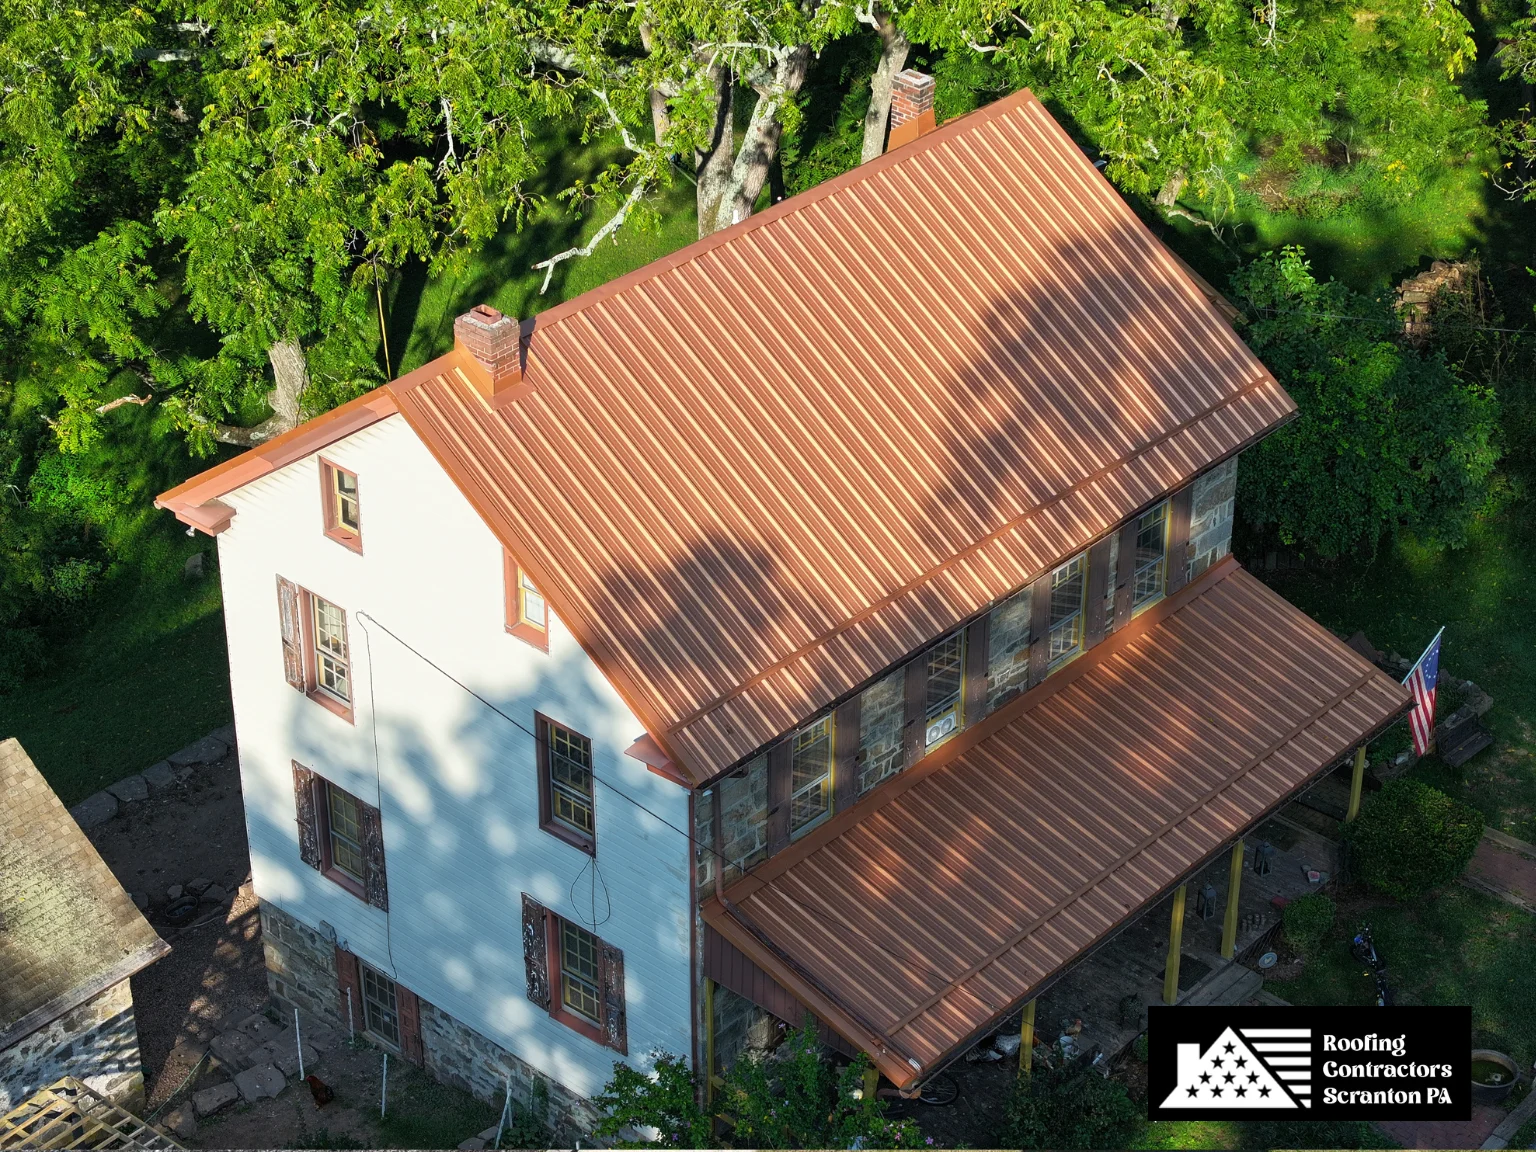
[1212,1056,1224,1068]
[1235,1086,1248,1098]
[1187,1087,1200,1098]
[1224,1072,1235,1084]
[1199,1073,1211,1084]
[1235,1056,1247,1068]
[1259,1086,1271,1098]
[1211,1086,1223,1098]
[1223,1042,1235,1054]
[1248,1073,1258,1084]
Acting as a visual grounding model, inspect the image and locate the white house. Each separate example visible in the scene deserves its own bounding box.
[158,76,1407,1131]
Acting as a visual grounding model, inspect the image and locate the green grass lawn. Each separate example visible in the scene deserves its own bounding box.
[1262,508,1536,842]
[1266,884,1536,1075]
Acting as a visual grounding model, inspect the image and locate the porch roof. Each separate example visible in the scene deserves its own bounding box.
[702,558,1410,1090]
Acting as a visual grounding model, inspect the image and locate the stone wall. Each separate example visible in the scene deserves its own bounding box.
[985,587,1033,713]
[0,979,144,1112]
[419,997,598,1142]
[856,669,905,795]
[711,983,778,1078]
[696,754,770,895]
[1189,457,1237,578]
[260,900,344,1032]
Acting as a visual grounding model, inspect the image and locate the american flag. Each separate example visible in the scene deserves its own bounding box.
[1403,628,1443,756]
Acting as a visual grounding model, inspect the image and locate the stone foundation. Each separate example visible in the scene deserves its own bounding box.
[420,999,598,1142]
[711,983,778,1077]
[0,980,145,1113]
[258,899,598,1139]
[1189,457,1237,578]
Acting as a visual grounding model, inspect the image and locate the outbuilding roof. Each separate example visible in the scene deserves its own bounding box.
[702,559,1411,1089]
[0,740,169,1048]
[161,87,1292,786]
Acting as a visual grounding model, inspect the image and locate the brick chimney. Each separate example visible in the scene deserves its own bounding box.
[453,304,525,407]
[887,70,937,152]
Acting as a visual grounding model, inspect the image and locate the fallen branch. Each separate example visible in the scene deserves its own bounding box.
[532,182,647,293]
[1162,205,1230,247]
[95,393,152,415]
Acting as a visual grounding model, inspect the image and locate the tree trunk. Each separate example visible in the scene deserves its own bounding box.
[215,338,308,446]
[639,24,672,148]
[1156,168,1187,208]
[709,48,811,234]
[860,8,911,164]
[695,64,736,237]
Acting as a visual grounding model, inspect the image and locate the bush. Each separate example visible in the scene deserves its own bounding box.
[997,1054,1142,1149]
[1350,780,1483,901]
[593,1021,924,1149]
[1282,894,1336,956]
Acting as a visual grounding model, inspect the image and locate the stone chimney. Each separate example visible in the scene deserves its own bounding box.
[887,70,937,152]
[453,304,525,407]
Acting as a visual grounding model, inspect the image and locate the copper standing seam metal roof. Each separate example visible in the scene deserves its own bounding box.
[158,87,1293,788]
[704,560,1411,1090]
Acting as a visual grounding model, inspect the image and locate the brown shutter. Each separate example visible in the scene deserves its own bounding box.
[901,657,926,766]
[1085,536,1113,648]
[293,763,321,870]
[962,617,990,726]
[601,941,627,1054]
[335,945,362,1032]
[397,984,424,1065]
[1026,571,1052,687]
[766,740,791,856]
[521,894,551,1009]
[277,576,306,690]
[832,698,860,814]
[1166,485,1194,596]
[1112,521,1137,631]
[358,798,389,911]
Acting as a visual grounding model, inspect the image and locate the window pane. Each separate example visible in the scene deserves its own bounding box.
[1103,531,1119,632]
[1133,503,1168,609]
[561,922,603,1022]
[924,631,965,746]
[789,717,832,836]
[520,571,546,626]
[985,588,1032,715]
[1048,555,1086,663]
[313,597,350,703]
[361,962,400,1046]
[333,470,359,532]
[548,724,595,837]
[327,784,366,880]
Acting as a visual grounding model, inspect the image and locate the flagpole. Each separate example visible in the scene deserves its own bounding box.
[1401,626,1445,685]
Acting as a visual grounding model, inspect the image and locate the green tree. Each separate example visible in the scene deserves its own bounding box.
[998,1053,1142,1149]
[1229,247,1500,557]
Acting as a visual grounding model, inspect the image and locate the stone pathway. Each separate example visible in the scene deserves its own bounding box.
[1378,1102,1507,1150]
[1462,831,1536,915]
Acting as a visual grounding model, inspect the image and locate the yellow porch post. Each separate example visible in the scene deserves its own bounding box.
[703,978,716,1107]
[1018,999,1036,1075]
[1163,884,1187,1005]
[1344,744,1367,823]
[1220,840,1244,959]
[862,1066,880,1101]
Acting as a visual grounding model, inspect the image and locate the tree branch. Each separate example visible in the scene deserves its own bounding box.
[95,393,152,415]
[532,182,648,293]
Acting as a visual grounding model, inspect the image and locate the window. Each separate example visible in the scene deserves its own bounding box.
[559,921,603,1023]
[522,894,627,1052]
[361,961,401,1047]
[291,763,389,909]
[789,716,833,837]
[1132,502,1170,611]
[312,595,351,705]
[320,460,362,552]
[537,715,595,852]
[326,782,366,882]
[924,631,966,747]
[1047,554,1087,664]
[505,551,550,651]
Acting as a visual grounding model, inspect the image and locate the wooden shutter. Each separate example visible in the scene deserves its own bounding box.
[765,740,791,856]
[1085,535,1113,648]
[292,763,321,870]
[832,698,860,814]
[962,617,990,726]
[1111,521,1137,631]
[1166,485,1194,596]
[335,945,362,1033]
[901,658,926,766]
[358,797,389,911]
[277,576,306,690]
[521,894,551,1009]
[397,984,424,1065]
[1026,571,1052,687]
[601,941,627,1054]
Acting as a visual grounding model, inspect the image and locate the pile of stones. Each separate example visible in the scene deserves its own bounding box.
[68,725,235,832]
[159,1010,338,1140]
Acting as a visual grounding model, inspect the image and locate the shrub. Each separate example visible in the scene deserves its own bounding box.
[1349,779,1483,901]
[997,1054,1142,1149]
[1282,894,1336,956]
[593,1052,711,1148]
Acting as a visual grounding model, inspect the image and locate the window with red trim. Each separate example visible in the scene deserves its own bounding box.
[277,577,355,723]
[536,714,595,854]
[320,460,362,552]
[504,550,549,651]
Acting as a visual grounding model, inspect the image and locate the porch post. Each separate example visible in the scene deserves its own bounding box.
[1018,998,1036,1075]
[1344,744,1367,823]
[1163,884,1187,1005]
[1220,840,1244,959]
[862,1066,880,1101]
[703,978,716,1106]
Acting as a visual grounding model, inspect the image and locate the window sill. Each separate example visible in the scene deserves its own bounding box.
[507,619,549,653]
[540,819,595,856]
[308,689,355,724]
[325,526,364,554]
[550,1003,609,1048]
[323,864,368,902]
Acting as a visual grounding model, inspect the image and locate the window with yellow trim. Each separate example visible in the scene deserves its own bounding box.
[789,716,833,838]
[1047,554,1087,665]
[1132,502,1170,611]
[924,630,966,747]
